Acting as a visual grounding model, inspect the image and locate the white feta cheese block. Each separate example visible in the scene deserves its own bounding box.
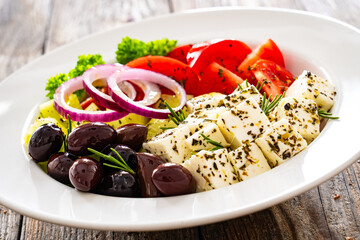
[223,85,263,109]
[286,70,336,111]
[185,123,230,152]
[182,148,239,192]
[228,142,271,181]
[143,125,191,164]
[271,97,320,143]
[186,92,225,113]
[217,97,271,149]
[182,107,227,134]
[255,118,308,167]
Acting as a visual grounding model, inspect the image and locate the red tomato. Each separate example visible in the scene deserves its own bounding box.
[166,44,193,64]
[250,59,294,98]
[194,62,244,96]
[237,39,285,84]
[187,39,252,75]
[126,56,198,85]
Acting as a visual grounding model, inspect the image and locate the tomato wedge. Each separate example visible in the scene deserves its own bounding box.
[194,62,244,96]
[126,56,199,85]
[187,39,251,75]
[250,59,294,98]
[237,39,285,84]
[166,44,193,64]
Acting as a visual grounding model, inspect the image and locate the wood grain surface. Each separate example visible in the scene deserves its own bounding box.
[0,0,359,239]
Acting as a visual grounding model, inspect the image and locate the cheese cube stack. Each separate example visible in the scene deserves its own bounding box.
[255,119,307,167]
[186,92,225,113]
[217,97,271,149]
[185,123,229,152]
[182,148,239,192]
[286,70,336,111]
[271,97,320,143]
[143,126,191,164]
[182,107,227,134]
[223,85,263,109]
[228,142,271,181]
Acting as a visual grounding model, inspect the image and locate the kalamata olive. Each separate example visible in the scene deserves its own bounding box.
[96,170,139,197]
[28,123,64,162]
[69,157,103,192]
[67,122,117,156]
[101,144,137,173]
[136,153,165,197]
[116,124,148,151]
[152,163,196,196]
[47,152,77,184]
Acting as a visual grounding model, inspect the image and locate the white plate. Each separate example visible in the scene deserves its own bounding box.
[0,8,359,231]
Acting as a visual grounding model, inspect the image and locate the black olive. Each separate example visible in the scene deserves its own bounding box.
[67,122,117,156]
[116,124,148,151]
[69,157,103,192]
[47,152,77,184]
[96,170,139,197]
[28,123,64,162]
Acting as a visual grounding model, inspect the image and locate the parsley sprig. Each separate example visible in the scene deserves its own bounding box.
[200,134,225,151]
[87,148,135,175]
[261,92,285,116]
[318,109,339,119]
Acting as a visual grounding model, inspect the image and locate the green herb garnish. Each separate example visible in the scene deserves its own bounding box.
[164,101,187,126]
[200,134,225,151]
[261,92,285,116]
[255,81,265,92]
[87,148,135,175]
[318,109,339,119]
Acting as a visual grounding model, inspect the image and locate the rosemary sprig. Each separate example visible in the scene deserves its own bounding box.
[159,126,175,130]
[164,101,187,126]
[261,92,285,116]
[237,83,243,91]
[255,81,265,92]
[200,133,225,151]
[318,109,339,119]
[64,114,72,152]
[87,147,135,175]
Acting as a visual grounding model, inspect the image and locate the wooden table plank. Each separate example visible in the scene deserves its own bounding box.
[0,0,359,239]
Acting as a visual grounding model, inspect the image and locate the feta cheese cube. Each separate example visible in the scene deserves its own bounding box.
[271,97,320,143]
[223,85,263,108]
[143,126,191,164]
[255,119,307,167]
[185,123,229,152]
[286,70,336,111]
[228,142,271,181]
[182,148,239,192]
[217,97,271,149]
[186,92,225,113]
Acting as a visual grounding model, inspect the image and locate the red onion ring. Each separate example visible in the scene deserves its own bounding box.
[107,68,187,119]
[54,76,128,122]
[83,64,161,110]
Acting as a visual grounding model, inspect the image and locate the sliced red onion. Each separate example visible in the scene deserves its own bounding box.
[54,76,128,122]
[107,68,187,119]
[83,64,161,110]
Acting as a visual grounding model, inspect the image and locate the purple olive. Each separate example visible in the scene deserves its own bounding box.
[28,123,64,162]
[69,157,103,192]
[152,163,196,196]
[67,122,117,156]
[47,152,77,184]
[116,124,148,151]
[136,153,165,197]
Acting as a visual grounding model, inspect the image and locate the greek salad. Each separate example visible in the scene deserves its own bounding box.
[24,37,338,197]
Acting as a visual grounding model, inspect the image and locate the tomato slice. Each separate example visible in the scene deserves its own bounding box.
[250,59,294,98]
[126,56,199,86]
[166,44,193,64]
[194,62,244,96]
[187,39,251,75]
[237,39,285,84]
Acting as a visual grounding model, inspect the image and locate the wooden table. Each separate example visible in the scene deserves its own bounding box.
[1,0,359,239]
